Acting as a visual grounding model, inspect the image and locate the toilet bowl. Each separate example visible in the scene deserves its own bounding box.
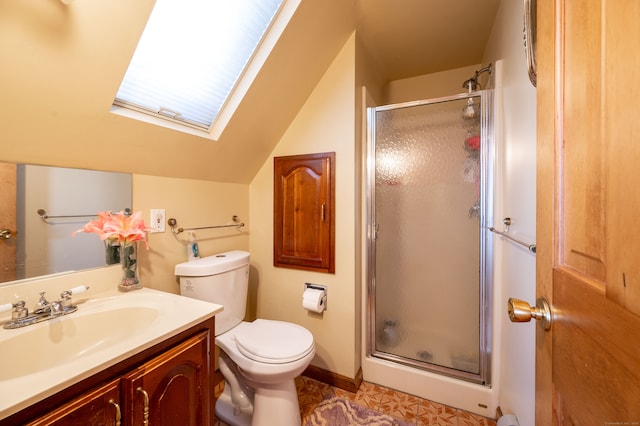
[215,319,315,425]
[175,251,315,426]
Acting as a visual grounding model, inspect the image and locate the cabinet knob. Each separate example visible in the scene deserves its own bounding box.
[108,399,121,426]
[136,387,150,426]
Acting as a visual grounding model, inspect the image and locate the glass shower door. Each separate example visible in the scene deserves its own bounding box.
[367,92,493,385]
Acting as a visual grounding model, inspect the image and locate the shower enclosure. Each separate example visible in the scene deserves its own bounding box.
[366,90,493,385]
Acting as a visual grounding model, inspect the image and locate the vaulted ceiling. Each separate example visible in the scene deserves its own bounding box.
[0,0,501,183]
[355,0,500,81]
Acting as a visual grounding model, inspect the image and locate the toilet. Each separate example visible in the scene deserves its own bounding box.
[175,250,315,426]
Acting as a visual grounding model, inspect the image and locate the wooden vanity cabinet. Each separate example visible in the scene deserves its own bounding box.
[26,379,121,426]
[4,318,215,426]
[122,330,209,426]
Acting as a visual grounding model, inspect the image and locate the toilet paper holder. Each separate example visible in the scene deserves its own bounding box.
[303,283,327,311]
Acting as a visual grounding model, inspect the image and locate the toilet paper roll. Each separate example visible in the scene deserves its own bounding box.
[302,288,326,313]
[496,414,519,426]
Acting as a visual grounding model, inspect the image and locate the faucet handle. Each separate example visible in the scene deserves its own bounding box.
[0,300,29,318]
[61,285,90,299]
[33,292,51,315]
[1,301,28,318]
[60,285,90,310]
[50,300,64,317]
[71,285,90,294]
[10,301,28,319]
[36,292,50,308]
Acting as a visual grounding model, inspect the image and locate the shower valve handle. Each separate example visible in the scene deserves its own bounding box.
[507,297,552,331]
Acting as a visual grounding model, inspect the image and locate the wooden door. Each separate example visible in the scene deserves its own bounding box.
[537,0,640,423]
[0,162,16,282]
[122,331,211,426]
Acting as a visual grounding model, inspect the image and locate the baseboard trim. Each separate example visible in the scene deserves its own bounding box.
[302,365,363,393]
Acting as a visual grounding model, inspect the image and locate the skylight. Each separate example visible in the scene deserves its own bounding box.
[113,0,284,133]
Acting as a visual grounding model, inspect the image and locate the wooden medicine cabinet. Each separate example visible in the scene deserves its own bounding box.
[273,152,335,273]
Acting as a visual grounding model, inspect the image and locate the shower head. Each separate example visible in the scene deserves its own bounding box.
[462,98,478,119]
[461,64,492,119]
[462,78,479,92]
[461,64,493,93]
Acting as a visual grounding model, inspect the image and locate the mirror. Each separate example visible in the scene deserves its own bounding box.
[0,162,132,285]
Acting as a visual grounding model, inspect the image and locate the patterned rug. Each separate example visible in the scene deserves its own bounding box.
[304,397,414,426]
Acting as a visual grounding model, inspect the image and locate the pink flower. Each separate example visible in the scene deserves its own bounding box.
[73,210,149,249]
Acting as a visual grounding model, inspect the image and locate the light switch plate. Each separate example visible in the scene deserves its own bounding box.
[150,209,166,233]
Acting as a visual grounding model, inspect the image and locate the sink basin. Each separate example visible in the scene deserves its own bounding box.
[0,287,222,420]
[0,306,158,380]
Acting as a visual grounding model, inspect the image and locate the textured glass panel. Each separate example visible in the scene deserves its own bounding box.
[374,97,481,374]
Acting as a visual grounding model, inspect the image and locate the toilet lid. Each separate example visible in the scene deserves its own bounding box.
[232,319,314,364]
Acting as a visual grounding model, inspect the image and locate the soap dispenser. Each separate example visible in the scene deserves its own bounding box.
[187,231,200,260]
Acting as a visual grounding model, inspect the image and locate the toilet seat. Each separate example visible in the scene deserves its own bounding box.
[230,319,314,364]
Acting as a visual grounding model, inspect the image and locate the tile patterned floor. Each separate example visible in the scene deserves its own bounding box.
[215,375,497,425]
[296,376,497,426]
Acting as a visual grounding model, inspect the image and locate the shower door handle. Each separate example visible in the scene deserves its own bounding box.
[507,297,552,331]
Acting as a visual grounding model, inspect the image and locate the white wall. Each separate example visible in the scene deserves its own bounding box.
[384,64,480,104]
[133,174,250,295]
[249,33,360,378]
[482,1,537,425]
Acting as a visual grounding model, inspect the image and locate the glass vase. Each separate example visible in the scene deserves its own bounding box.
[105,240,120,265]
[119,242,142,291]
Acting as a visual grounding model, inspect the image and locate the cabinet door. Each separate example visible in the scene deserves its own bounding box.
[26,379,121,426]
[121,331,210,426]
[274,152,335,273]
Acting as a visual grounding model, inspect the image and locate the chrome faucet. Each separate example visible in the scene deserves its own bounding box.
[1,285,90,329]
[34,292,51,315]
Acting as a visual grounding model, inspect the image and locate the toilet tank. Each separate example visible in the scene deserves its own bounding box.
[175,250,250,336]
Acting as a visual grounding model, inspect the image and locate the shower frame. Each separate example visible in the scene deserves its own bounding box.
[365,90,494,386]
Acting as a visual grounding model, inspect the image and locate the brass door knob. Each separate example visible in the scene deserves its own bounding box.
[507,297,552,331]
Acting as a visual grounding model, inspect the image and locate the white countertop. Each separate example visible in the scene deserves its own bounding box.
[0,285,222,419]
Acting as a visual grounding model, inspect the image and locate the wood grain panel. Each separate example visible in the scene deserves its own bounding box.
[274,152,335,273]
[559,0,605,282]
[535,0,555,422]
[603,0,640,316]
[26,379,120,426]
[0,162,16,282]
[554,269,640,424]
[538,0,640,422]
[303,365,363,394]
[122,331,209,426]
